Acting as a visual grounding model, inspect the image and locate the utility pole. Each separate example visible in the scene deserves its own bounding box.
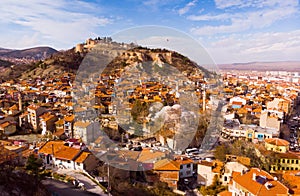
[107,162,111,196]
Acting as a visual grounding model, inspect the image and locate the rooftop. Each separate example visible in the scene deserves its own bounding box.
[232,168,289,196]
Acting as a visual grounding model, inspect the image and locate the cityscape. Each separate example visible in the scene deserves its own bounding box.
[1,1,300,196]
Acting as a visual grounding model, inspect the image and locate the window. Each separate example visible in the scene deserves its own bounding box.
[296,160,299,164]
[180,165,183,169]
[292,160,294,164]
[187,164,191,168]
[282,159,285,163]
[224,176,228,182]
[67,160,71,163]
[287,167,289,170]
[287,160,290,164]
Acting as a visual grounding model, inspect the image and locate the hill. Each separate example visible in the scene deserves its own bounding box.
[0,59,13,67]
[102,46,212,78]
[1,41,215,81]
[0,46,58,60]
[218,61,300,71]
[20,48,85,79]
[0,47,13,54]
[0,47,83,81]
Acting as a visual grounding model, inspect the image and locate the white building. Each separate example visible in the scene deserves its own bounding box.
[74,121,100,144]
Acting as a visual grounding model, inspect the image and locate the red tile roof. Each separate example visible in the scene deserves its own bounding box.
[265,138,290,146]
[154,159,180,171]
[232,168,289,196]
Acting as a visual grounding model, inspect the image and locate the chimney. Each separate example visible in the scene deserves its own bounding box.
[253,173,256,181]
[242,169,246,175]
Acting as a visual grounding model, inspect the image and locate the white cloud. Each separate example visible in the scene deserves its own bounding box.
[0,0,112,49]
[187,13,233,21]
[178,0,198,15]
[214,0,242,9]
[203,30,300,63]
[214,0,298,9]
[189,0,298,35]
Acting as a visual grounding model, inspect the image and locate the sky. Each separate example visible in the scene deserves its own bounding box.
[0,0,299,63]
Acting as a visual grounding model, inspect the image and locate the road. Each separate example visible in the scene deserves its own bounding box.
[54,168,106,195]
[42,179,101,196]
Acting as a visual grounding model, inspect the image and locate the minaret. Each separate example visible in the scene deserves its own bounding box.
[18,93,22,111]
[202,84,206,112]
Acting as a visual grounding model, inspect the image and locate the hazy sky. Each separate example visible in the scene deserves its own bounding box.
[0,0,299,63]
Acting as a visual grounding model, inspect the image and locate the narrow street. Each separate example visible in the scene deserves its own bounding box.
[54,168,106,195]
[42,178,100,196]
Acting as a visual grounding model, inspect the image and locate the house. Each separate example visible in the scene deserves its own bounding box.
[74,151,99,172]
[137,148,166,163]
[221,161,248,185]
[274,152,300,172]
[74,121,100,144]
[27,105,47,132]
[228,168,289,196]
[265,138,289,153]
[174,156,194,178]
[267,98,291,117]
[231,102,243,109]
[222,120,279,141]
[39,112,58,135]
[153,159,180,189]
[263,138,300,172]
[38,140,66,166]
[64,114,74,137]
[282,171,300,195]
[230,96,247,106]
[38,140,98,171]
[259,111,281,131]
[53,146,81,169]
[0,143,18,164]
[0,121,16,135]
[197,160,223,186]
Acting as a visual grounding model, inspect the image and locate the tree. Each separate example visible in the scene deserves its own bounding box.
[25,154,43,175]
[200,175,227,196]
[214,143,230,161]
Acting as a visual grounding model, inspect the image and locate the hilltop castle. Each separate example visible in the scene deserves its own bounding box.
[75,37,113,53]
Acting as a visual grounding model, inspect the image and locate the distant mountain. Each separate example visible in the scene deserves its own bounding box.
[0,47,13,54]
[0,46,58,60]
[19,47,85,79]
[218,61,300,72]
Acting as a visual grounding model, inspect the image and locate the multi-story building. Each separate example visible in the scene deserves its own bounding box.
[63,114,74,137]
[262,138,300,172]
[39,112,58,135]
[74,121,100,144]
[228,168,289,196]
[27,105,47,132]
